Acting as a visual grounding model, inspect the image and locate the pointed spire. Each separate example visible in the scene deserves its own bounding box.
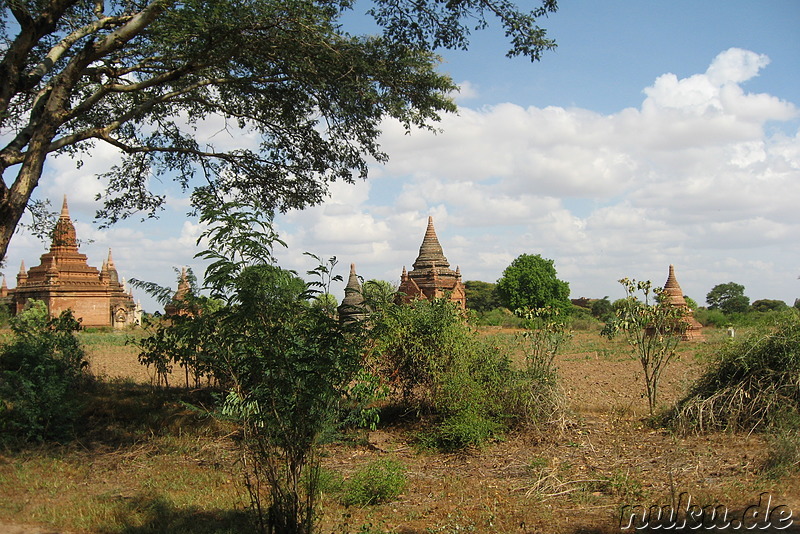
[17,260,27,284]
[107,248,116,269]
[401,266,407,281]
[665,264,679,289]
[0,276,7,297]
[341,263,365,306]
[339,263,366,323]
[60,195,69,218]
[412,216,450,271]
[176,267,190,297]
[50,195,78,252]
[663,264,687,306]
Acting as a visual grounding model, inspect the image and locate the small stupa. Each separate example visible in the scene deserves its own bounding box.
[397,216,466,308]
[338,263,368,323]
[662,265,705,341]
[164,267,194,316]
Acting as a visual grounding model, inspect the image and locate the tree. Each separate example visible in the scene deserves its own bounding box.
[464,280,501,312]
[495,253,570,312]
[362,279,396,311]
[603,278,687,417]
[706,282,750,314]
[590,296,614,322]
[751,299,788,312]
[137,199,367,533]
[0,0,557,262]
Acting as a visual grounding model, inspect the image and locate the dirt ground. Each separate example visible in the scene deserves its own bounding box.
[3,328,799,533]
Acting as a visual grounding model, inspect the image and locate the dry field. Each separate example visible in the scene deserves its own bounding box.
[1,327,798,534]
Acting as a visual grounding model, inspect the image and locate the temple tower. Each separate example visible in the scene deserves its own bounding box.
[397,216,466,308]
[662,264,705,341]
[10,196,137,328]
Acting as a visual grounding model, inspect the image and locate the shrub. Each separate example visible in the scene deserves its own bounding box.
[472,307,524,328]
[343,458,407,506]
[0,301,88,443]
[373,299,563,450]
[671,310,800,434]
[694,308,728,327]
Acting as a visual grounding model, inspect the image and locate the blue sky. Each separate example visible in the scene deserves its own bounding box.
[4,0,799,313]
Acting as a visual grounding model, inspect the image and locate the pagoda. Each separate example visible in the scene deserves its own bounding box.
[662,264,704,341]
[10,196,137,328]
[338,263,368,323]
[397,216,466,308]
[164,267,194,316]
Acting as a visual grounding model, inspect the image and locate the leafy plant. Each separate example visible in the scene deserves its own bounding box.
[134,198,368,533]
[603,278,687,416]
[0,301,88,443]
[343,458,407,506]
[495,254,571,313]
[374,298,564,450]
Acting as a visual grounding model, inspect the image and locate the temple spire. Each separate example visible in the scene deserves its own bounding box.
[412,216,450,271]
[50,195,78,252]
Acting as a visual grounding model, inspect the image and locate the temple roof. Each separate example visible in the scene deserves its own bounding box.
[412,216,451,271]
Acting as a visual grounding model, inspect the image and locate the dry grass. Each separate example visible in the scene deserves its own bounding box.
[0,327,798,534]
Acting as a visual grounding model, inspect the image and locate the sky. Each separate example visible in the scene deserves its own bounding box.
[3,0,799,313]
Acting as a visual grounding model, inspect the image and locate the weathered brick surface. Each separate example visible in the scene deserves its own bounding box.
[9,197,137,328]
[397,216,466,308]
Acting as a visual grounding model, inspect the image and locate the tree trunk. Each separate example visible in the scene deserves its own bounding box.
[0,131,52,263]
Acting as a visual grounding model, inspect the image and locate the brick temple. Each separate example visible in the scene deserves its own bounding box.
[4,197,139,328]
[397,216,466,308]
[662,264,704,341]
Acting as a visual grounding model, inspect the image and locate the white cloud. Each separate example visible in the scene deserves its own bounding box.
[6,48,799,310]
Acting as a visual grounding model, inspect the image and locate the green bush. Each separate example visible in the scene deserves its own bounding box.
[671,310,800,434]
[0,301,88,443]
[343,458,407,506]
[694,308,728,327]
[374,299,565,450]
[471,307,524,328]
[373,300,504,447]
[429,409,501,451]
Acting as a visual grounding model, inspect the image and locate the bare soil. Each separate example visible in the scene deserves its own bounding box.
[2,328,798,533]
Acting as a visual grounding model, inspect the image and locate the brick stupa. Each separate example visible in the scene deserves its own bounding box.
[662,264,704,341]
[397,216,466,308]
[10,196,138,328]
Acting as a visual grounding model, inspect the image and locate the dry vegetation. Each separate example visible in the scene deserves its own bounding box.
[1,327,798,534]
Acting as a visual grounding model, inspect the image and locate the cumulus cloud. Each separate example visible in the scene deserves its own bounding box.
[275,47,799,303]
[6,48,799,309]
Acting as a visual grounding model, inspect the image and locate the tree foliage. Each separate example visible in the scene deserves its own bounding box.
[135,199,369,532]
[706,282,750,314]
[464,280,501,312]
[0,0,557,261]
[751,299,788,313]
[495,253,570,313]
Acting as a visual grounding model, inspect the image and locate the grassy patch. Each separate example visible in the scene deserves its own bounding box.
[343,458,407,506]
